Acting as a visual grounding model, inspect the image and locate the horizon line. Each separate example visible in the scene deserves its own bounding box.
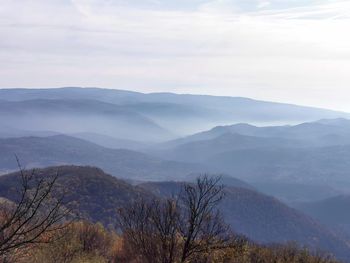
[1,86,349,114]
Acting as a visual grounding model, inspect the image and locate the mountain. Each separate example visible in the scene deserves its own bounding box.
[70,132,149,151]
[207,145,350,189]
[1,87,349,136]
[168,118,350,148]
[0,165,349,260]
[0,99,173,142]
[253,182,341,203]
[0,135,205,180]
[0,166,150,227]
[151,119,350,195]
[295,195,350,236]
[151,132,303,162]
[139,181,350,260]
[0,125,59,139]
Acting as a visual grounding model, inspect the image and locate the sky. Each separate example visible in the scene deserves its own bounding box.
[0,0,350,111]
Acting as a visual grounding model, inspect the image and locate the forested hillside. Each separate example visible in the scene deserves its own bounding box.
[0,165,348,261]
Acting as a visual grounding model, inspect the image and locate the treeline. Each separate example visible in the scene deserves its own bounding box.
[0,167,341,263]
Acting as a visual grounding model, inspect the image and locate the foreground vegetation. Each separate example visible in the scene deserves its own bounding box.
[10,221,338,263]
[0,167,342,263]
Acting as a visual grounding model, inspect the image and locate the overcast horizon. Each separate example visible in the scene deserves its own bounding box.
[1,0,350,111]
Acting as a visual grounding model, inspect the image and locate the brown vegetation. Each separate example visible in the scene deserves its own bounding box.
[12,221,339,263]
[20,221,120,263]
[0,170,342,263]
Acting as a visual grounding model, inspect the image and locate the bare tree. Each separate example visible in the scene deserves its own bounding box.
[118,175,230,263]
[0,161,70,260]
[150,199,181,263]
[179,176,229,262]
[117,199,157,263]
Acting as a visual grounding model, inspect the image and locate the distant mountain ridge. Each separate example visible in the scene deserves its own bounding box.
[152,132,303,162]
[2,115,350,199]
[0,98,173,142]
[165,118,350,147]
[0,135,205,181]
[1,87,349,137]
[146,118,350,199]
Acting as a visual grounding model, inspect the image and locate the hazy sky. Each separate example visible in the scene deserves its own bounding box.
[1,0,350,111]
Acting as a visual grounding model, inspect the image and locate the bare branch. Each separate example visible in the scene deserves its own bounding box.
[0,161,71,259]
